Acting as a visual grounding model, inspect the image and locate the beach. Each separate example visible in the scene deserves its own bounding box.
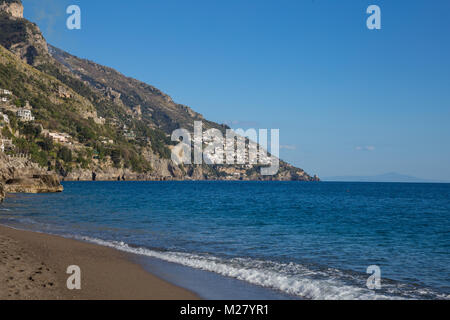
[0,224,198,300]
[1,181,449,300]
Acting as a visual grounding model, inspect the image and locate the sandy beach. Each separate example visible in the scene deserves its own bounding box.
[0,225,199,300]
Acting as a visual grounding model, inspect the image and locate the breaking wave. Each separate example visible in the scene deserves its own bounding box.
[78,236,449,300]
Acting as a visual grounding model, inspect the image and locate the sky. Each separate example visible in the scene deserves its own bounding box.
[21,0,450,181]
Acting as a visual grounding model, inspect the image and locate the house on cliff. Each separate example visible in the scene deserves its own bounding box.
[17,108,35,122]
[17,101,35,122]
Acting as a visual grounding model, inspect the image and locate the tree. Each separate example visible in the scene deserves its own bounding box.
[37,135,54,151]
[111,149,121,168]
[14,98,25,108]
[57,146,72,162]
[76,124,95,143]
[22,122,41,138]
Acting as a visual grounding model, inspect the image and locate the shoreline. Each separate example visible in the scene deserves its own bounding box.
[2,182,448,300]
[0,224,199,300]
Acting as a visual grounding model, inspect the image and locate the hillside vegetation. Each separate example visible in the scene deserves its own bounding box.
[0,45,158,175]
[0,0,318,181]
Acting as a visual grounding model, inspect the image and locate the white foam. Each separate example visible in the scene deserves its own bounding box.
[78,236,411,300]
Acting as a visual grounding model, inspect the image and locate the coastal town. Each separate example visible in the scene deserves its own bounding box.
[0,0,318,183]
[0,87,131,167]
[0,84,316,182]
[1,88,55,153]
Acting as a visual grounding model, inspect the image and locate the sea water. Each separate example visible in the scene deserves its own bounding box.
[1,181,449,299]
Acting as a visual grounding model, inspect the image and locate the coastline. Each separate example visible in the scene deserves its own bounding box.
[2,182,449,300]
[0,224,199,300]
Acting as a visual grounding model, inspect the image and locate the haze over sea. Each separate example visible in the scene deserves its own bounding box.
[1,181,449,300]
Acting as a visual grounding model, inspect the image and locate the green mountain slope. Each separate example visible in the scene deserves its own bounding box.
[0,0,318,181]
[49,45,225,134]
[0,44,157,175]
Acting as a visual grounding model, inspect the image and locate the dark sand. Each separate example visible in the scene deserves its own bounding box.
[0,225,199,300]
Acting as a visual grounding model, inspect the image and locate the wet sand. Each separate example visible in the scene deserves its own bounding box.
[0,225,199,300]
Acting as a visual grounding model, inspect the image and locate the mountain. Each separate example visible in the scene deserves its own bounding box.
[322,172,439,183]
[48,45,224,135]
[0,0,318,182]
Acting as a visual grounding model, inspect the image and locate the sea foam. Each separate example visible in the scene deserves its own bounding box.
[78,236,439,300]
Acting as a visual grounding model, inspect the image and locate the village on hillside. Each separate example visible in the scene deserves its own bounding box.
[0,87,119,163]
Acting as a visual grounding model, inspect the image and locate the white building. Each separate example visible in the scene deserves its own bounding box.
[100,136,114,145]
[0,112,9,124]
[17,108,35,122]
[48,132,71,143]
[1,97,8,102]
[0,89,12,95]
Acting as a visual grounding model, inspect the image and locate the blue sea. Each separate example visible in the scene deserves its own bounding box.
[1,181,449,300]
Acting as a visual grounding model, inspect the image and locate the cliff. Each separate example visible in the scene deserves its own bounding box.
[0,0,319,183]
[0,153,62,202]
[0,0,49,66]
[5,174,63,193]
[0,0,23,19]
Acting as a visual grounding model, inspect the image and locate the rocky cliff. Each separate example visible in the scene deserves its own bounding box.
[0,153,62,202]
[0,1,49,66]
[0,181,5,202]
[5,174,63,193]
[0,0,22,19]
[0,0,319,184]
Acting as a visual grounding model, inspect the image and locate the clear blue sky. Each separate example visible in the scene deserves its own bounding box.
[22,0,450,180]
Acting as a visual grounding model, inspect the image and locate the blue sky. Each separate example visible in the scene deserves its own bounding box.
[22,0,450,180]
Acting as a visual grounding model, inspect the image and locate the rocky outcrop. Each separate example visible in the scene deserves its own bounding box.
[0,154,45,180]
[0,0,23,19]
[5,174,63,193]
[0,182,5,203]
[0,154,63,198]
[0,1,50,66]
[132,105,142,119]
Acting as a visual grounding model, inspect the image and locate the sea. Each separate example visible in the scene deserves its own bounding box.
[0,181,449,300]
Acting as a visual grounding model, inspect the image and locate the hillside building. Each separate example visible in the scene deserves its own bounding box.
[48,132,71,143]
[17,108,35,122]
[0,112,9,126]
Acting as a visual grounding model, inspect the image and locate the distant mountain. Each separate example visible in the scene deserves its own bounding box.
[322,172,442,183]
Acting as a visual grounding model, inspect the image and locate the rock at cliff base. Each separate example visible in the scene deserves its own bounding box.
[5,174,63,194]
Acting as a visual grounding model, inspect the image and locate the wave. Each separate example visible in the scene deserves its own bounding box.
[77,236,449,300]
[1,216,447,300]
